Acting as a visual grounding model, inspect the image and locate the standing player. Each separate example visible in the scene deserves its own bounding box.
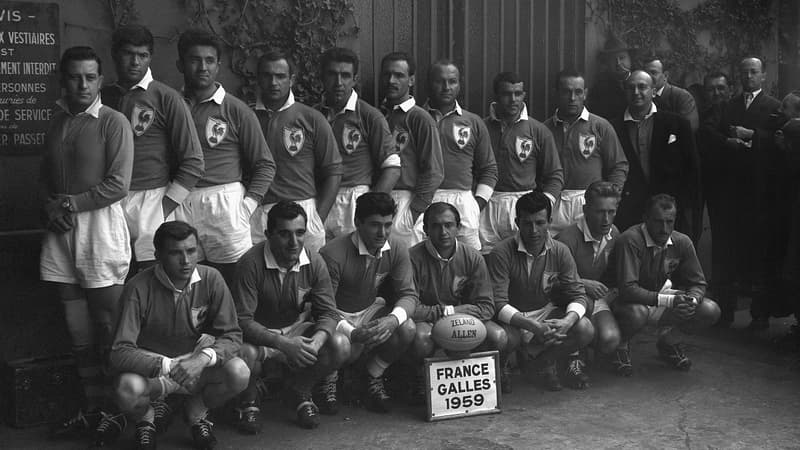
[174,29,275,284]
[418,60,498,250]
[232,202,349,431]
[612,195,720,376]
[110,221,249,449]
[103,25,204,269]
[250,50,343,255]
[488,191,594,391]
[380,52,444,246]
[481,72,564,252]
[556,181,622,385]
[315,47,401,240]
[319,192,417,413]
[42,46,134,445]
[543,70,627,235]
[408,202,507,396]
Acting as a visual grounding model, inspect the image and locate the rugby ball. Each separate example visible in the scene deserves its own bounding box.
[431,313,487,352]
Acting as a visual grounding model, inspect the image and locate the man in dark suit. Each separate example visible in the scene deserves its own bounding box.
[697,71,736,326]
[643,55,699,132]
[718,57,781,331]
[587,34,634,122]
[611,70,700,241]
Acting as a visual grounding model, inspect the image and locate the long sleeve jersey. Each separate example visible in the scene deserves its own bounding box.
[484,103,564,196]
[254,92,343,204]
[319,232,417,316]
[232,242,339,344]
[383,97,444,215]
[315,91,400,188]
[409,240,495,322]
[186,85,275,202]
[543,107,628,190]
[110,264,242,378]
[424,102,498,199]
[555,219,619,289]
[488,235,588,317]
[616,224,706,305]
[101,70,204,202]
[41,96,133,212]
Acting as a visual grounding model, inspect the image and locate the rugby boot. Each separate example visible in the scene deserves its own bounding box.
[314,371,339,415]
[134,420,157,450]
[657,340,692,371]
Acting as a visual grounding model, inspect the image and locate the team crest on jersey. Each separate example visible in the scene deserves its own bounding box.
[453,124,471,149]
[542,271,559,295]
[297,287,311,309]
[392,128,410,153]
[664,257,679,277]
[283,126,305,156]
[205,117,228,147]
[451,275,468,298]
[191,306,208,327]
[342,125,362,154]
[131,104,154,136]
[515,136,533,162]
[374,272,388,290]
[579,133,597,159]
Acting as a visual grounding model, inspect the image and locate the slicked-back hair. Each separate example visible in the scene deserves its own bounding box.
[59,46,102,77]
[320,47,359,75]
[177,28,222,61]
[641,54,665,69]
[428,59,460,84]
[584,181,620,206]
[355,192,397,221]
[554,68,585,90]
[703,71,730,86]
[423,202,461,228]
[645,193,677,217]
[740,56,765,72]
[516,190,552,221]
[493,71,525,95]
[154,221,198,253]
[267,201,307,234]
[259,49,297,76]
[381,51,416,76]
[112,24,154,55]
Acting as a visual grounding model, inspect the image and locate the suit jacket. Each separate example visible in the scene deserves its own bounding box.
[654,83,699,132]
[612,110,701,239]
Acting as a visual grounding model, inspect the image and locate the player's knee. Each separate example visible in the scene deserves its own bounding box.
[326,332,351,368]
[615,304,649,330]
[114,373,148,412]
[484,322,509,352]
[396,318,417,345]
[695,298,721,327]
[224,357,251,393]
[239,343,261,371]
[595,325,621,355]
[501,323,521,353]
[410,329,436,360]
[571,317,595,348]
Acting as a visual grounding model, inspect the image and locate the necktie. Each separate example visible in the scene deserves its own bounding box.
[745,92,754,109]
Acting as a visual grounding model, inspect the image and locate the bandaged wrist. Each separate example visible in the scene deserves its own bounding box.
[389,307,408,325]
[161,357,173,376]
[497,304,521,324]
[336,319,355,339]
[657,294,676,308]
[200,348,217,367]
[443,305,455,316]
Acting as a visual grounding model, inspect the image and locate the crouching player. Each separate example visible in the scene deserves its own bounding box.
[488,191,594,391]
[319,192,417,413]
[612,194,720,376]
[555,181,622,387]
[407,202,507,399]
[110,221,249,449]
[232,201,349,431]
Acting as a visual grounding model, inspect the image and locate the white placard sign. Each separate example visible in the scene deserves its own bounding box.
[424,351,501,421]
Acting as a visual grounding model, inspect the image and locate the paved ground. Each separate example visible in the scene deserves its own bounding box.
[4,308,799,450]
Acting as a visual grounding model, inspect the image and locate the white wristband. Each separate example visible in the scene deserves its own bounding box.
[161,357,173,376]
[443,305,455,316]
[201,348,217,367]
[389,306,408,325]
[497,304,521,324]
[657,294,675,308]
[336,319,355,339]
[565,302,586,319]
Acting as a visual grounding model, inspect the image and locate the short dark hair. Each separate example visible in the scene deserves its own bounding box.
[354,192,397,221]
[177,28,222,61]
[320,47,359,75]
[59,46,102,77]
[493,71,525,95]
[641,54,665,69]
[584,181,620,206]
[739,56,765,72]
[703,71,730,86]
[258,49,297,76]
[423,202,461,228]
[554,69,584,90]
[381,51,416,76]
[112,24,154,55]
[428,59,460,84]
[645,193,677,217]
[267,201,307,234]
[515,191,552,220]
[154,221,198,253]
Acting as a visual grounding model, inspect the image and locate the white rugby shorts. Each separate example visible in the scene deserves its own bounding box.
[325,185,370,240]
[390,190,424,247]
[122,186,175,261]
[550,189,586,237]
[479,190,528,253]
